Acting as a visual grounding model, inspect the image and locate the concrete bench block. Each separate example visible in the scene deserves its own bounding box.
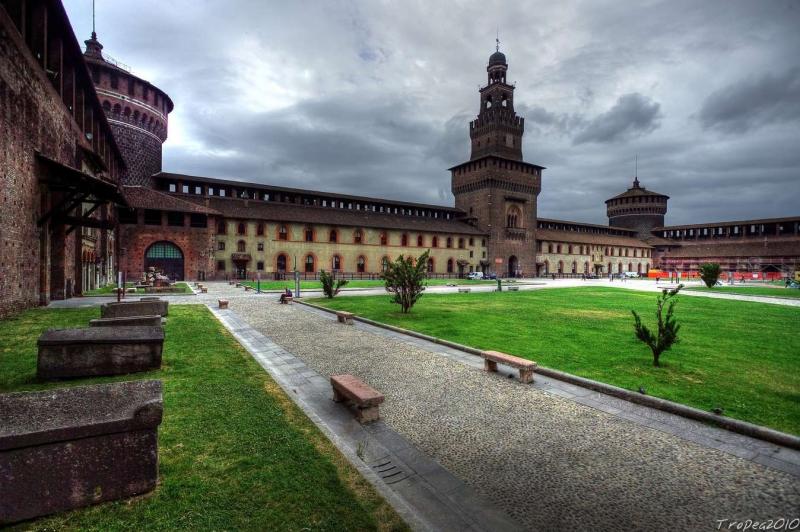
[201,288,208,293]
[458,288,471,293]
[90,315,162,328]
[101,300,168,318]
[37,326,164,379]
[507,286,520,291]
[331,374,384,423]
[336,311,354,325]
[218,299,229,309]
[0,380,163,525]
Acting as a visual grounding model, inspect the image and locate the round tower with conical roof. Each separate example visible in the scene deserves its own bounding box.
[606,177,669,238]
[83,32,173,187]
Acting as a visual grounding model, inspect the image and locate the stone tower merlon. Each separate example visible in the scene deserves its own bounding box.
[84,33,173,187]
[451,47,544,277]
[606,177,669,238]
[469,49,524,161]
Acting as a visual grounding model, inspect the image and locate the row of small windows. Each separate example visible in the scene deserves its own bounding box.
[662,223,797,239]
[537,221,635,237]
[217,221,479,248]
[218,254,465,274]
[608,196,664,206]
[536,241,651,258]
[453,158,539,176]
[166,182,454,220]
[119,208,207,228]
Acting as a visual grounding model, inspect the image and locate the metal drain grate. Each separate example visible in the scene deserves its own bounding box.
[370,457,409,485]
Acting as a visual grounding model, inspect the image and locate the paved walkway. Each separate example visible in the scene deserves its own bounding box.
[214,284,799,532]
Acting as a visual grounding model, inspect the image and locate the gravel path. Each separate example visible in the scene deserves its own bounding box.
[229,296,800,532]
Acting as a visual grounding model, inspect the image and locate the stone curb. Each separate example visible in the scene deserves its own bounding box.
[297,300,800,451]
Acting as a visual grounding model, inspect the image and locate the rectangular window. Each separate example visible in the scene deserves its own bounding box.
[167,211,184,226]
[218,241,225,251]
[257,261,264,271]
[190,214,207,228]
[216,260,225,271]
[118,208,137,225]
[257,242,264,251]
[144,209,161,225]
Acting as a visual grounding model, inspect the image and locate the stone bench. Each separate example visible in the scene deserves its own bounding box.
[330,374,384,423]
[235,283,242,288]
[280,296,293,304]
[507,286,519,291]
[244,285,252,291]
[37,326,164,379]
[458,288,471,293]
[201,287,208,293]
[336,311,354,325]
[90,315,162,328]
[481,350,536,384]
[101,300,168,318]
[0,380,163,525]
[218,299,229,309]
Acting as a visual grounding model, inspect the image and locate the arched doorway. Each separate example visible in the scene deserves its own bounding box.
[508,255,518,277]
[144,241,184,281]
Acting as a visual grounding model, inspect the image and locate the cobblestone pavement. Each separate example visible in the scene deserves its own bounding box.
[227,293,800,532]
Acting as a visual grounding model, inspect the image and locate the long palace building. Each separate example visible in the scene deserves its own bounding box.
[2,0,799,317]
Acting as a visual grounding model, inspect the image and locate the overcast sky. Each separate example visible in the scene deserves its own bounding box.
[64,0,800,225]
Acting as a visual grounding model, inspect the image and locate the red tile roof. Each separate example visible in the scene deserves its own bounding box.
[122,186,219,215]
[535,228,651,248]
[660,238,800,258]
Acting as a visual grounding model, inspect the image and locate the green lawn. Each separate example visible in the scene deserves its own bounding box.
[0,306,405,531]
[312,287,800,435]
[685,285,800,299]
[240,278,497,291]
[83,282,192,296]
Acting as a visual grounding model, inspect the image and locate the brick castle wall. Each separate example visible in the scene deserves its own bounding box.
[110,122,163,187]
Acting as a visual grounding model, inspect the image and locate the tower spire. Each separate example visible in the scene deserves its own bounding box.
[496,27,500,52]
[633,154,640,188]
[91,0,96,39]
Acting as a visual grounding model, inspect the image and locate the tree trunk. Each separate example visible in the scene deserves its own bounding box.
[653,351,661,367]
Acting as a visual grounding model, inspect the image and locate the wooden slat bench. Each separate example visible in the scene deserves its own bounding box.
[507,286,519,291]
[482,350,536,384]
[336,311,354,325]
[458,288,471,293]
[330,374,384,423]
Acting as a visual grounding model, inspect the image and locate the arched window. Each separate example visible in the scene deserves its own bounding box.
[446,258,454,273]
[446,237,453,248]
[277,254,288,272]
[618,263,623,274]
[237,222,246,235]
[380,232,388,246]
[608,262,613,273]
[102,100,111,113]
[458,238,465,249]
[305,254,315,273]
[256,223,264,236]
[637,263,642,274]
[427,258,434,273]
[543,260,549,274]
[332,255,341,271]
[571,261,577,274]
[329,229,338,243]
[506,205,522,228]
[568,245,573,254]
[381,256,390,272]
[558,261,564,274]
[548,244,553,253]
[645,262,650,272]
[354,229,363,244]
[237,240,245,253]
[417,235,424,247]
[304,227,314,242]
[357,256,366,273]
[628,263,633,272]
[584,262,590,273]
[401,233,408,246]
[216,219,226,234]
[556,244,562,254]
[278,225,288,241]
[432,236,439,248]
[112,103,121,115]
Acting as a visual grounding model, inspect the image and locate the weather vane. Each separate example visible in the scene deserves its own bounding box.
[496,27,500,52]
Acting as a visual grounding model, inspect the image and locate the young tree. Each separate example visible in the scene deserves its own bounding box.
[631,284,683,367]
[699,262,721,288]
[319,270,348,299]
[382,250,429,313]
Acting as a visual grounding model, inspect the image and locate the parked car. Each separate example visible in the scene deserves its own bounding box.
[484,272,497,280]
[467,271,484,280]
[623,272,639,278]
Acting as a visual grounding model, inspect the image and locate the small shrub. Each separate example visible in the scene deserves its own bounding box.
[320,270,349,299]
[382,250,429,313]
[699,263,722,288]
[631,284,683,367]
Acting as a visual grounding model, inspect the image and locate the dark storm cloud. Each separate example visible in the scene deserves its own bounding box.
[62,0,800,224]
[573,93,662,145]
[697,68,800,133]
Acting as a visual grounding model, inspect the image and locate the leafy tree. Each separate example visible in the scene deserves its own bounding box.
[699,262,722,288]
[382,250,429,313]
[319,270,348,299]
[631,284,683,367]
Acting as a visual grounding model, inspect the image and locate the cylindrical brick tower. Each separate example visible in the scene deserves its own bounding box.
[83,33,173,187]
[606,177,669,238]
